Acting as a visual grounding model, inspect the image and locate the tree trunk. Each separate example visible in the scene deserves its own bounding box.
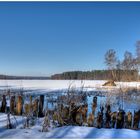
[16,95,23,115]
[111,70,116,81]
[7,113,13,129]
[29,96,33,112]
[1,95,7,113]
[33,99,39,117]
[38,95,44,117]
[10,96,15,114]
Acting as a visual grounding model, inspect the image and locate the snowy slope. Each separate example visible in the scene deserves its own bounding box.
[0,125,140,139]
[0,113,140,139]
[0,113,25,130]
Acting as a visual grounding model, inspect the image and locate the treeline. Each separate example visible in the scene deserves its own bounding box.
[0,75,50,80]
[51,70,138,81]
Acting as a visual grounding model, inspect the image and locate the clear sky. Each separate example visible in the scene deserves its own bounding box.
[0,2,140,76]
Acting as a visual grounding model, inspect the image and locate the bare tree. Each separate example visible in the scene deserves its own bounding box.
[136,40,140,77]
[121,51,137,81]
[122,51,135,70]
[104,49,117,80]
[136,41,140,61]
[116,60,121,81]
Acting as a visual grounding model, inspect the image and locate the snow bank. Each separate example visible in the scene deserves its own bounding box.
[0,113,140,139]
[0,125,140,139]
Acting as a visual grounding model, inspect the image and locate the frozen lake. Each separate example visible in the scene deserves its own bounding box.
[0,80,140,91]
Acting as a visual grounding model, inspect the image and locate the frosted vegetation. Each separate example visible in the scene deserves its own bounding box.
[0,80,140,138]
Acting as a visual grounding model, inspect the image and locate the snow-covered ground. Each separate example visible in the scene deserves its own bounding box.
[0,80,140,139]
[0,113,25,130]
[1,125,140,139]
[0,80,140,91]
[0,112,140,139]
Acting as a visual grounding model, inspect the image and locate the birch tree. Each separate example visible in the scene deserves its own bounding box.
[104,49,117,80]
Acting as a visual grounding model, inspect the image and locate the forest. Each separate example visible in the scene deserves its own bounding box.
[52,41,140,81]
[51,70,138,81]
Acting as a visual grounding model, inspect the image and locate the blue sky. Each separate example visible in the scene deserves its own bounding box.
[0,2,140,76]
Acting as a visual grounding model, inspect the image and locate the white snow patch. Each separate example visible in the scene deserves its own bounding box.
[0,125,140,139]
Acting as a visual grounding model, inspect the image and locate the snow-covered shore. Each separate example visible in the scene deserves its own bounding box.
[1,125,140,139]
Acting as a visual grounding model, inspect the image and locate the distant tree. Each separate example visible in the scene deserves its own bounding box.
[136,41,140,70]
[121,51,137,81]
[104,49,117,80]
[122,51,135,70]
[135,40,140,81]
